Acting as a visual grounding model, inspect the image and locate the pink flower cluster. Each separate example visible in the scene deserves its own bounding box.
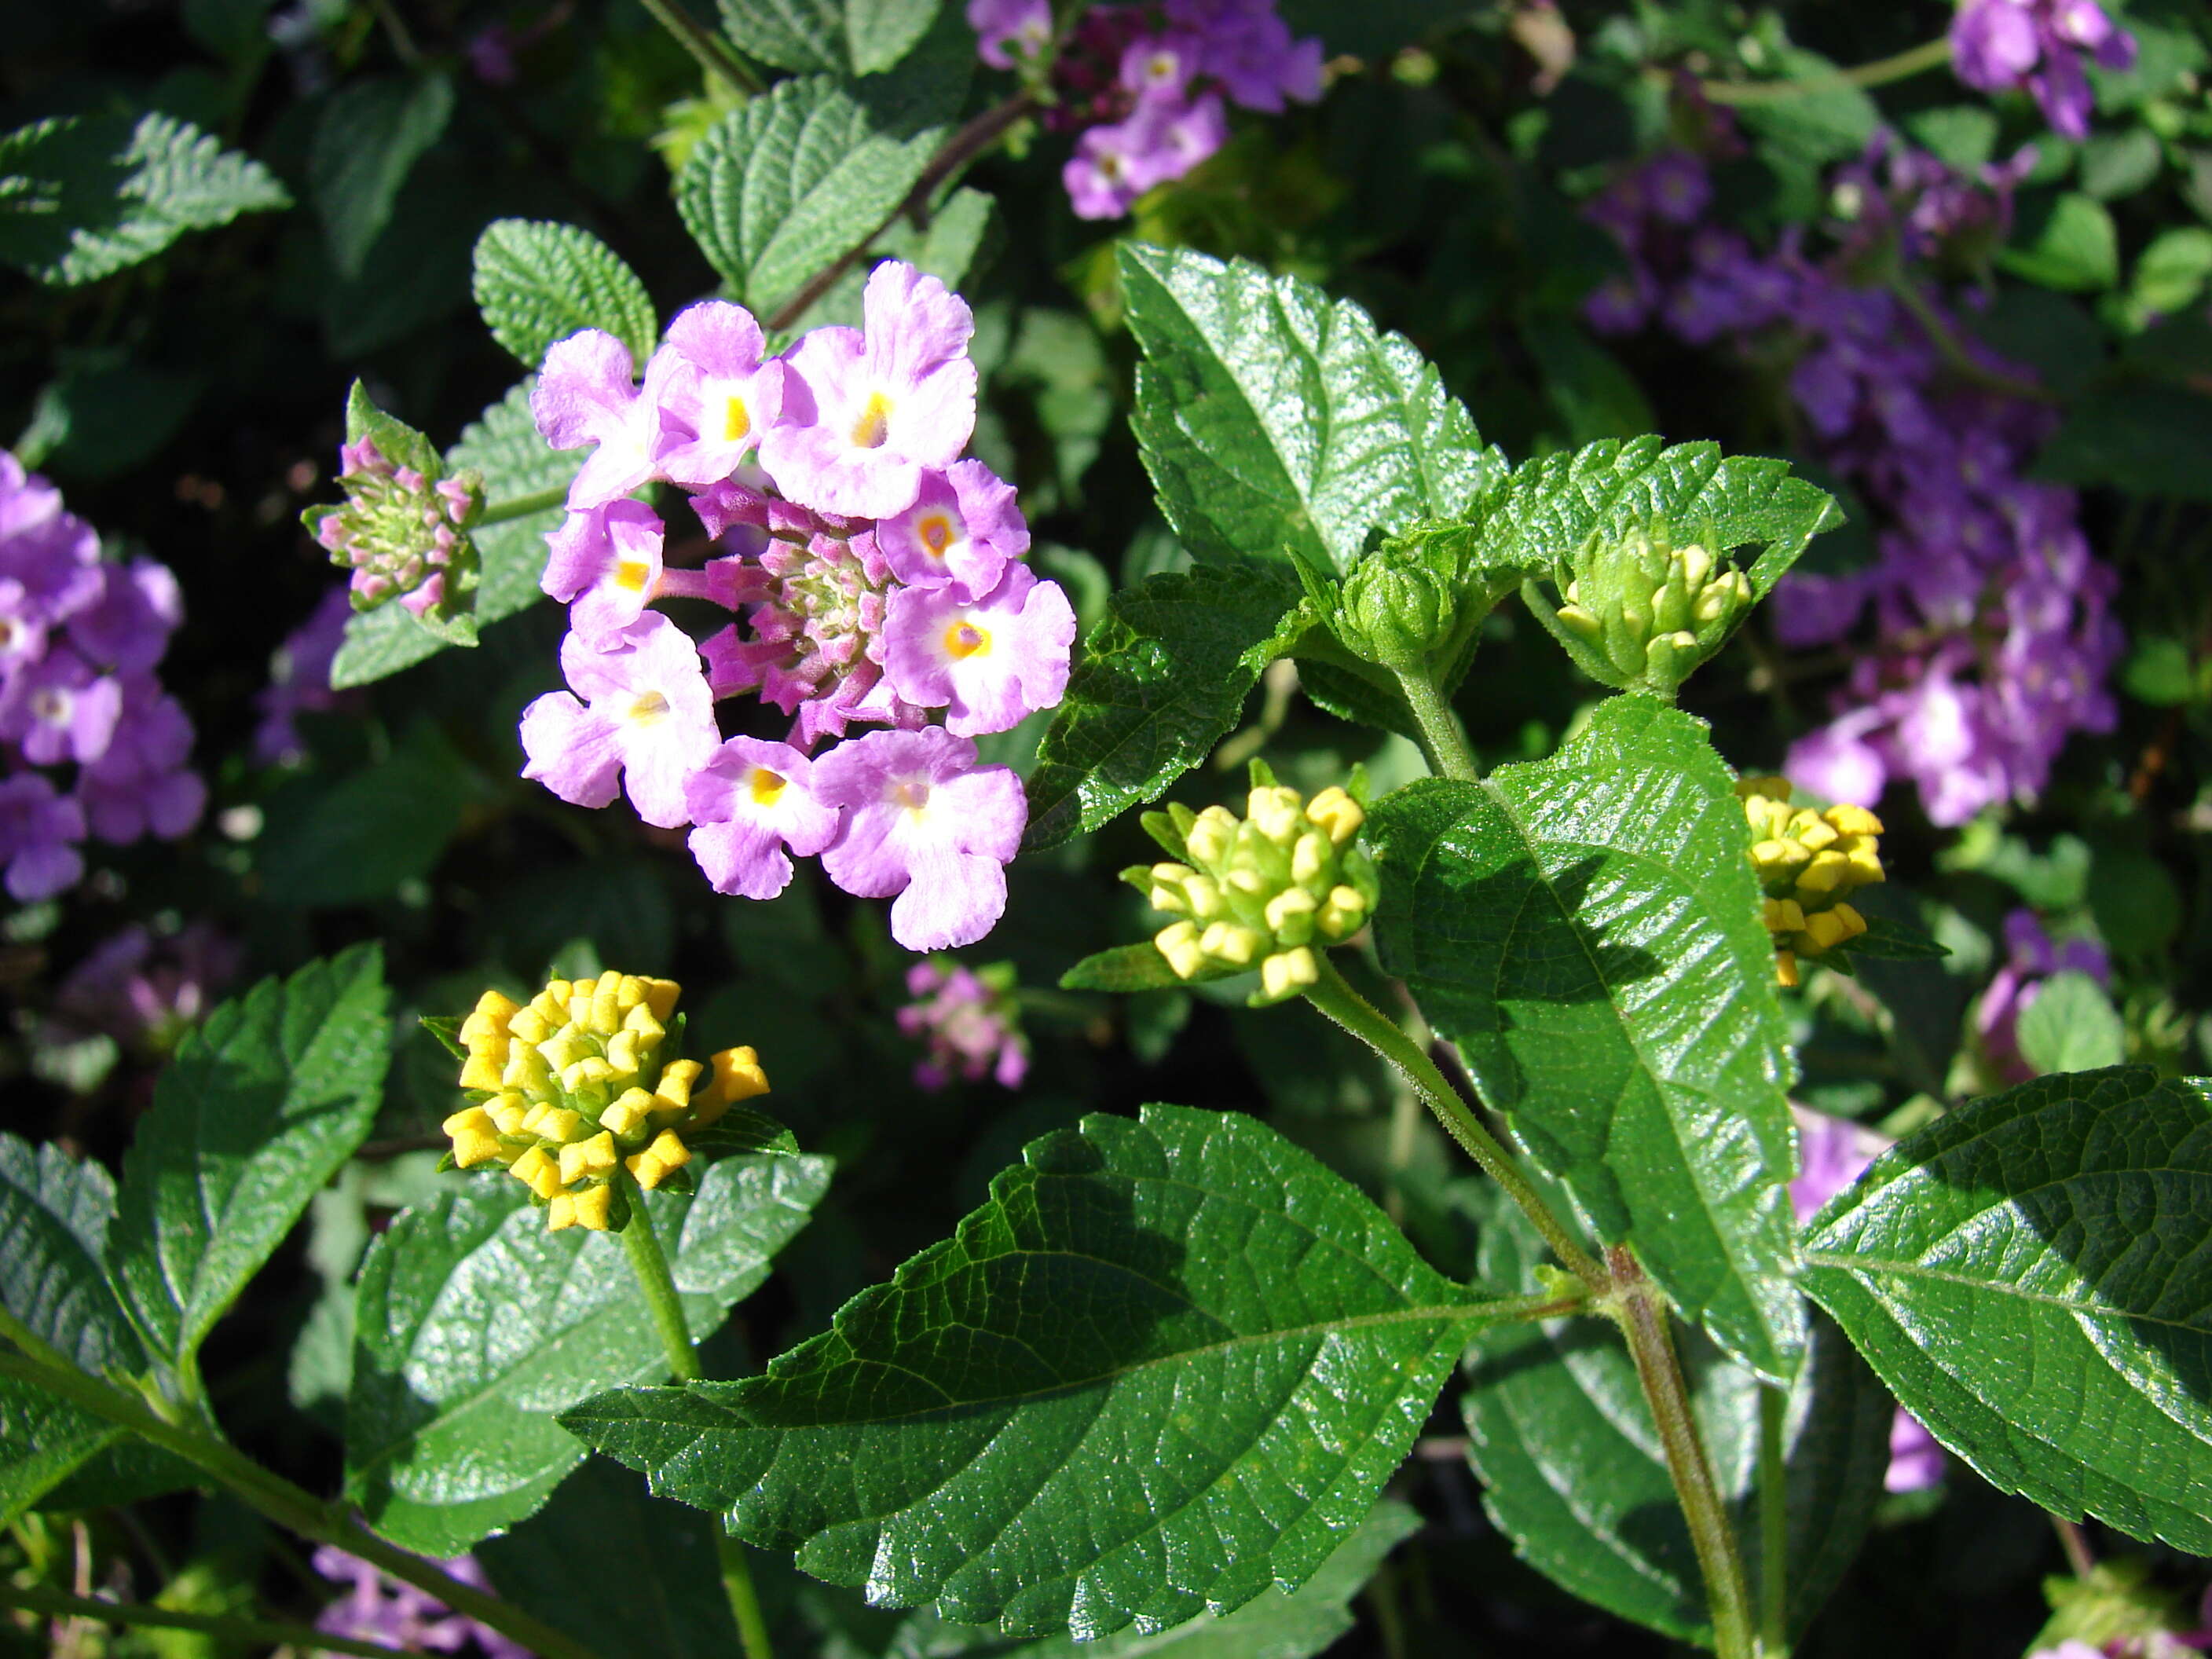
[313,1547,527,1658]
[0,453,204,903]
[311,435,474,618]
[518,262,1075,952]
[967,0,1324,218]
[897,957,1029,1090]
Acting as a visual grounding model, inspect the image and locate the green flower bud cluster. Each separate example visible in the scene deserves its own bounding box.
[1125,766,1382,1005]
[1526,519,1754,695]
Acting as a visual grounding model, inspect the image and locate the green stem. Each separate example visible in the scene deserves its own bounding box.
[0,1351,601,1659]
[1700,35,1952,104]
[0,1583,402,1659]
[1390,668,1480,782]
[478,483,573,527]
[614,1176,776,1659]
[1886,277,2060,406]
[1606,1248,1757,1659]
[1757,1382,1789,1657]
[633,0,761,93]
[1301,955,1603,1287]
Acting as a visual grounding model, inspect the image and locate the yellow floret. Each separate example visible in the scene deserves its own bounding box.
[511,1146,563,1201]
[488,1097,529,1136]
[558,1131,618,1186]
[1794,851,1850,894]
[1247,786,1305,845]
[1825,804,1884,837]
[1317,885,1369,938]
[460,989,520,1048]
[569,1183,614,1231]
[1259,947,1319,1000]
[1304,786,1364,845]
[1199,921,1261,965]
[505,1005,551,1045]
[458,1050,507,1093]
[1763,898,1807,935]
[601,1089,654,1139]
[701,1046,770,1108]
[537,1108,587,1144]
[1156,920,1205,979]
[626,1130,693,1192]
[640,978,682,1023]
[652,1059,699,1117]
[1264,887,1317,932]
[442,1107,504,1169]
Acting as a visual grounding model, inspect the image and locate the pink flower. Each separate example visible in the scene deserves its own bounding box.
[683,737,840,900]
[1120,31,1204,101]
[883,562,1075,736]
[654,301,788,489]
[898,958,1028,1090]
[815,727,1026,950]
[968,0,1051,68]
[518,613,718,829]
[760,262,977,519]
[541,500,666,639]
[875,460,1029,595]
[530,329,676,510]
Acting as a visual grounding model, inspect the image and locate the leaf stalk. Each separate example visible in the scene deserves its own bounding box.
[1390,667,1481,782]
[1757,1382,1790,1655]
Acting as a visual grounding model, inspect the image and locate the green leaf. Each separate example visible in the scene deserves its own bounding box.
[717,0,844,71]
[0,1377,121,1526]
[472,218,660,369]
[0,1135,141,1377]
[346,1152,830,1555]
[677,76,940,317]
[331,379,583,688]
[31,1435,203,1514]
[561,1105,1507,1639]
[847,0,943,75]
[1059,943,1188,994]
[1119,244,1504,576]
[1366,697,1805,1380]
[309,72,455,280]
[479,1457,742,1658]
[1802,1066,2212,1552]
[1999,191,2120,292]
[1463,1203,1888,1644]
[0,110,288,286]
[255,721,478,906]
[2133,226,2212,314]
[1467,436,1840,602]
[2033,385,2212,500]
[106,947,390,1379]
[2016,971,2126,1076]
[1835,914,1952,964]
[1024,562,1307,849]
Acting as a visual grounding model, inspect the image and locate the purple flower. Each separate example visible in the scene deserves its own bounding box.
[1884,1412,1946,1493]
[684,736,841,900]
[1950,0,2137,140]
[968,0,1051,69]
[1,648,122,766]
[654,300,788,490]
[760,262,978,519]
[531,328,676,510]
[815,726,1027,950]
[0,773,83,901]
[1179,0,1323,112]
[78,679,203,843]
[1977,908,2111,1081]
[898,958,1029,1090]
[875,460,1030,594]
[883,562,1076,736]
[256,587,357,764]
[541,499,666,639]
[312,1547,530,1659]
[519,613,719,829]
[1785,707,1890,810]
[1063,117,1163,218]
[1121,31,1205,101]
[0,580,50,681]
[52,921,240,1055]
[68,558,181,673]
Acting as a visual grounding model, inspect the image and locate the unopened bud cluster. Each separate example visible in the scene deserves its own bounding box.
[1128,773,1380,1005]
[438,972,768,1232]
[1539,522,1753,694]
[1738,776,1885,987]
[312,436,482,619]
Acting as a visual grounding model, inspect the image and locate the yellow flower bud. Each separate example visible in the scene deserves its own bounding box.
[538,1108,588,1144]
[1247,786,1304,846]
[558,1131,618,1186]
[601,1089,653,1140]
[639,978,681,1022]
[652,1058,699,1117]
[626,1130,693,1192]
[489,1097,529,1136]
[457,1051,507,1093]
[1259,947,1319,1001]
[701,1046,769,1108]
[1305,786,1364,846]
[1317,884,1369,938]
[1156,920,1205,979]
[511,1146,562,1201]
[442,1107,504,1169]
[1184,806,1236,867]
[506,1005,551,1045]
[547,1185,614,1232]
[1199,921,1261,965]
[460,989,520,1049]
[1264,886,1317,936]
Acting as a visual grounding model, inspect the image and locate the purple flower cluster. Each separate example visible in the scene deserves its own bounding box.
[1586,144,2122,828]
[0,452,203,902]
[898,957,1029,1090]
[966,0,1324,218]
[312,1547,528,1657]
[49,921,240,1057]
[1951,0,2137,141]
[1789,1106,1945,1494]
[1976,906,2112,1082]
[520,262,1074,952]
[255,584,361,765]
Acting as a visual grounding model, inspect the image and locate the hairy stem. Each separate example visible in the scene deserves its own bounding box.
[1390,668,1480,782]
[1606,1248,1757,1659]
[1700,35,1952,104]
[0,1583,401,1659]
[615,1177,776,1659]
[478,483,573,527]
[1302,955,1603,1287]
[632,0,761,93]
[0,1350,601,1659]
[1757,1382,1790,1656]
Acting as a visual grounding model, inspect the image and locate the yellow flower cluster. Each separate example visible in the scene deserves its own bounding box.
[1131,778,1379,1005]
[438,972,768,1231]
[1738,776,1885,987]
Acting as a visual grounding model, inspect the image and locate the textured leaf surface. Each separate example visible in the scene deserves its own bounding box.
[0,1377,119,1525]
[472,218,658,368]
[0,1135,140,1376]
[678,76,938,316]
[346,1152,830,1555]
[309,72,454,279]
[1024,562,1306,849]
[107,947,389,1375]
[1801,1066,2212,1551]
[1367,698,1805,1379]
[718,0,844,70]
[847,0,943,73]
[1060,943,1189,994]
[1120,244,1504,575]
[331,380,582,687]
[0,111,288,286]
[1463,1204,1888,1643]
[562,1105,1498,1640]
[1471,437,1840,599]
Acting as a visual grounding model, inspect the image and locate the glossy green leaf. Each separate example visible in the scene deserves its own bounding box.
[1468,436,1840,602]
[847,0,943,74]
[2016,971,2126,1075]
[562,1105,1509,1639]
[1801,1065,2212,1552]
[309,72,454,279]
[1835,914,1952,964]
[0,1377,119,1525]
[678,76,939,317]
[1367,697,1805,1379]
[0,1135,140,1377]
[346,1152,830,1555]
[31,1434,203,1514]
[1024,562,1306,849]
[472,218,659,369]
[1119,244,1504,576]
[0,111,289,286]
[107,946,389,1378]
[1463,1204,1888,1645]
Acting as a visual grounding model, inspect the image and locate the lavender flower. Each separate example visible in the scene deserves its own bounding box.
[684,736,840,900]
[881,562,1077,736]
[898,958,1029,1090]
[1976,908,2112,1081]
[1952,0,2137,140]
[49,922,240,1057]
[311,1546,530,1658]
[256,587,359,764]
[519,613,720,829]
